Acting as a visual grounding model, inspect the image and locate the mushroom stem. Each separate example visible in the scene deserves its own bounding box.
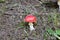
[29,22,35,31]
[59,5,60,12]
[58,1,60,12]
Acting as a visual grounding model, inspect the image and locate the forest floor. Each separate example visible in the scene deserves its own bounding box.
[0,0,60,40]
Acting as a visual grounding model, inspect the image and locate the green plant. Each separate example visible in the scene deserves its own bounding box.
[46,28,60,39]
[48,13,60,26]
[16,22,29,28]
[52,14,59,26]
[0,0,5,3]
[48,14,53,23]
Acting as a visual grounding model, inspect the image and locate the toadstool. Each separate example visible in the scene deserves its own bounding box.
[24,14,36,31]
[58,0,60,12]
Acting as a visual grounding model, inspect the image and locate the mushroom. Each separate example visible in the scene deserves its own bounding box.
[24,14,36,31]
[58,0,60,12]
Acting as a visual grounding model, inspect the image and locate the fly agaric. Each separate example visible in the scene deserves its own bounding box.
[24,14,36,31]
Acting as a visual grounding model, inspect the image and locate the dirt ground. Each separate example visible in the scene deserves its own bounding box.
[0,0,60,40]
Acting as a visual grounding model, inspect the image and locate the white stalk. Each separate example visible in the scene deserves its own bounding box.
[58,1,60,12]
[29,22,35,31]
[59,5,60,12]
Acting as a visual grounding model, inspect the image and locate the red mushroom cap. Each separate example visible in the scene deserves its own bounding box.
[24,14,36,23]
